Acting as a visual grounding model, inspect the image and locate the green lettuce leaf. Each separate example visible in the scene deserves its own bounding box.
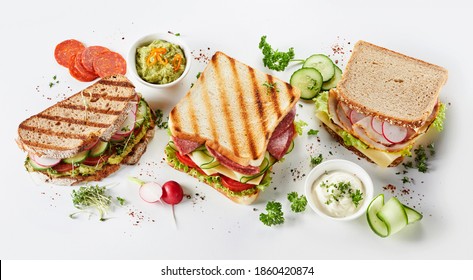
[314,91,329,115]
[433,102,446,132]
[339,130,369,150]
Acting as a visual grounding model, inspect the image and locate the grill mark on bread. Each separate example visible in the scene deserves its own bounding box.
[21,139,74,151]
[37,114,110,128]
[283,83,297,104]
[266,75,282,120]
[19,124,89,140]
[200,73,219,142]
[97,79,134,88]
[85,93,133,102]
[214,56,239,157]
[229,59,258,159]
[57,103,123,115]
[249,67,267,139]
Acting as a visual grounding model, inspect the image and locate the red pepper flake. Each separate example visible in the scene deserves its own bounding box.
[383,184,397,194]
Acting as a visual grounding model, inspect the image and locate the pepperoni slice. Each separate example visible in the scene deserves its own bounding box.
[81,46,110,74]
[54,39,85,68]
[69,52,98,82]
[93,51,127,78]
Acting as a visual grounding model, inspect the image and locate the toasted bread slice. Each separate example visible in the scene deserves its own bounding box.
[17,75,137,158]
[337,40,448,129]
[169,51,300,166]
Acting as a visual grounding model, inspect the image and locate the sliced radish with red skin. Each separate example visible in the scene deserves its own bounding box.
[371,117,384,135]
[83,139,99,151]
[30,154,60,167]
[111,133,128,141]
[382,122,408,143]
[139,182,163,203]
[349,110,366,125]
[116,109,136,135]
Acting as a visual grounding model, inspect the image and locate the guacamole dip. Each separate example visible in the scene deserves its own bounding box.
[136,40,186,84]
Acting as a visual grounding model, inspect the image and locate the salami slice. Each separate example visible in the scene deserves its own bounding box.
[272,106,296,138]
[267,123,295,160]
[172,136,202,155]
[93,51,127,78]
[81,46,110,74]
[69,53,98,82]
[54,39,85,68]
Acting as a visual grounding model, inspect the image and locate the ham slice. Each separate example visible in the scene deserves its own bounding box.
[353,117,392,146]
[268,123,296,160]
[172,136,202,155]
[206,145,260,175]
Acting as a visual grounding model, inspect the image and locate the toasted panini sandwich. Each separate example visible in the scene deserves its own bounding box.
[165,51,301,204]
[314,41,448,167]
[17,75,156,185]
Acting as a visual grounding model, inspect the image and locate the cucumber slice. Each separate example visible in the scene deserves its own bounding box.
[28,158,49,171]
[168,141,177,150]
[403,205,423,224]
[89,141,109,157]
[62,150,89,164]
[377,197,408,236]
[366,194,388,237]
[134,100,148,127]
[322,65,342,90]
[285,140,295,154]
[192,150,220,169]
[303,54,335,82]
[290,68,323,100]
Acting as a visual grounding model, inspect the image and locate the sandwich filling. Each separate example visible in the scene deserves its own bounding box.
[315,90,446,167]
[25,97,155,179]
[165,106,297,197]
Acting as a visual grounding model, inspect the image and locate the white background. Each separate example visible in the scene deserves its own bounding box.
[1,0,472,261]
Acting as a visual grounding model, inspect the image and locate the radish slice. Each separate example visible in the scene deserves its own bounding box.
[382,122,408,144]
[349,110,366,125]
[30,154,60,167]
[139,182,163,203]
[83,139,99,150]
[116,110,136,135]
[371,117,384,135]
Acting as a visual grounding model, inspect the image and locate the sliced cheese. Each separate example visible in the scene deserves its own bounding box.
[316,111,404,167]
[188,150,264,185]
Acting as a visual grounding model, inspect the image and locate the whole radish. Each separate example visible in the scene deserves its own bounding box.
[161,181,184,205]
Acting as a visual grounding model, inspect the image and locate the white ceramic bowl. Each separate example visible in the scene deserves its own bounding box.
[304,159,373,221]
[128,33,191,88]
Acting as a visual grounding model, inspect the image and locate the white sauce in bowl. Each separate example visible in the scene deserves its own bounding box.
[311,171,365,218]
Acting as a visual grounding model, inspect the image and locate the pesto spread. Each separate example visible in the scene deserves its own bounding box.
[135,40,186,84]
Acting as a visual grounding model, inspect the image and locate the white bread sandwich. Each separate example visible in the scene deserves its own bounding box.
[314,40,448,167]
[17,75,156,185]
[165,51,301,204]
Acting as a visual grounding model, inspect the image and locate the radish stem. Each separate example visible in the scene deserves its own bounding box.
[128,176,145,186]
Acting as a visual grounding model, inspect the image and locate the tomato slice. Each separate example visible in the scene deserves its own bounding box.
[51,162,74,173]
[175,152,207,174]
[175,152,199,168]
[82,154,110,166]
[220,175,256,192]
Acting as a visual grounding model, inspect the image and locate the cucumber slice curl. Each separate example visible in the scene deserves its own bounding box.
[366,194,423,237]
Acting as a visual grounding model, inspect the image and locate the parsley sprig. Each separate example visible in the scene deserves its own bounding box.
[258,36,303,71]
[287,192,307,213]
[259,201,284,226]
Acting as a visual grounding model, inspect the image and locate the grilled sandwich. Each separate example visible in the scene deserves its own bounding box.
[314,41,448,167]
[165,51,301,204]
[17,75,156,185]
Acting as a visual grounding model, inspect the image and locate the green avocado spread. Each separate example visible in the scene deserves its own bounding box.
[135,40,186,84]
